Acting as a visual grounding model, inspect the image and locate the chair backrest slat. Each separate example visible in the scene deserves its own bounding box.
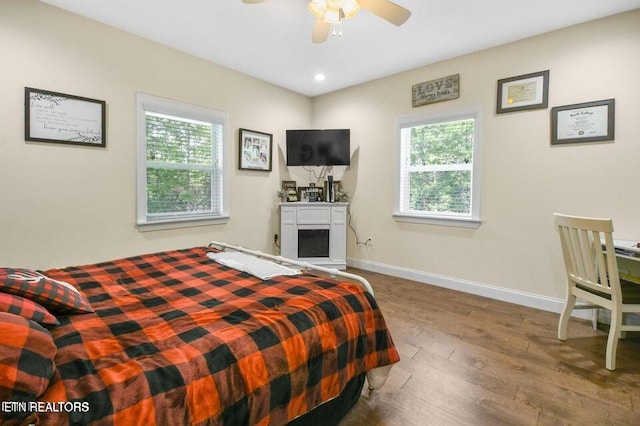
[593,230,610,289]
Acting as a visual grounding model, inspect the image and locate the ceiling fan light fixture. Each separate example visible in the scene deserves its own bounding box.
[308,0,327,19]
[309,0,359,23]
[326,0,345,8]
[323,7,341,24]
[341,0,360,19]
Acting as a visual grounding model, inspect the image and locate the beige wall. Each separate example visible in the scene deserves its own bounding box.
[312,9,640,301]
[0,0,311,269]
[2,0,639,305]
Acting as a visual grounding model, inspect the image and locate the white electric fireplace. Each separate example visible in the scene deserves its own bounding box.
[279,203,347,269]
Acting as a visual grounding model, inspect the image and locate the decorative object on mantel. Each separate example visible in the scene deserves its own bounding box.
[24,87,106,147]
[324,178,348,202]
[334,187,348,202]
[496,70,549,114]
[298,184,324,202]
[412,74,460,108]
[239,128,272,171]
[550,99,615,145]
[279,180,298,202]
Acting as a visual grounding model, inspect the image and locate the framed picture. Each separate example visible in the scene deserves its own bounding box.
[25,87,106,147]
[239,128,272,171]
[496,70,549,114]
[281,180,298,202]
[551,99,615,145]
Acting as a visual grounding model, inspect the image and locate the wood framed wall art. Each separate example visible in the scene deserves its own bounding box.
[412,74,460,107]
[25,87,106,147]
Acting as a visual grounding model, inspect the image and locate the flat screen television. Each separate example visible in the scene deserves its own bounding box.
[286,129,350,166]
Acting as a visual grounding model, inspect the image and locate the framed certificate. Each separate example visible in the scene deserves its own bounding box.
[551,99,615,145]
[496,70,549,114]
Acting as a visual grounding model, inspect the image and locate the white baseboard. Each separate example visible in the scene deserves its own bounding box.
[347,257,593,321]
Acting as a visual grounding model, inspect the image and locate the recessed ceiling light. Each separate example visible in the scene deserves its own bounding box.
[314,73,326,82]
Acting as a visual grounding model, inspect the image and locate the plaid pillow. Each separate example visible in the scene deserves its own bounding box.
[0,312,57,422]
[0,268,93,315]
[0,292,59,326]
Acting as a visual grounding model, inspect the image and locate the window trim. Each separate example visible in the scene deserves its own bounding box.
[394,105,482,228]
[136,93,230,231]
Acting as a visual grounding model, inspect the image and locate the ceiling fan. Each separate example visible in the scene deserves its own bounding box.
[241,0,411,43]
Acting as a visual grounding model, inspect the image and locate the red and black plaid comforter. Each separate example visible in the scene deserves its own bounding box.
[37,247,399,425]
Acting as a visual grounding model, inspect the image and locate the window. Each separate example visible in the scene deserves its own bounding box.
[395,106,481,228]
[136,93,229,231]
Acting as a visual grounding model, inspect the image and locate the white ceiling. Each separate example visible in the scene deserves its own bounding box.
[39,0,640,97]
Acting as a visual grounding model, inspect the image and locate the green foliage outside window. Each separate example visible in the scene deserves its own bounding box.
[407,118,474,214]
[147,169,212,215]
[145,114,217,216]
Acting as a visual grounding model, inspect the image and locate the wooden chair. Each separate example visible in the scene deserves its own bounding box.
[554,213,640,370]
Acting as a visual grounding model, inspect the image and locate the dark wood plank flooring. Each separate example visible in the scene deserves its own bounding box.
[339,269,640,425]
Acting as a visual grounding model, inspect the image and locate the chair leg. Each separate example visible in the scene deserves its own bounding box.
[558,293,576,340]
[606,311,623,371]
[592,307,598,331]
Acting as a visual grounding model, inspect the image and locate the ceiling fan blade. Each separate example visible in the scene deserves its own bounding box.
[311,18,331,43]
[357,0,411,26]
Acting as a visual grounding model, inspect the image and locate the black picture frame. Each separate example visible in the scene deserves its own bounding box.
[238,128,273,171]
[496,70,549,114]
[25,87,106,147]
[551,99,615,145]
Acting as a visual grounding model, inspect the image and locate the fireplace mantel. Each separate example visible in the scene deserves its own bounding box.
[279,202,347,270]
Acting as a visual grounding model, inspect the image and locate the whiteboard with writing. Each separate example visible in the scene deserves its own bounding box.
[25,88,106,147]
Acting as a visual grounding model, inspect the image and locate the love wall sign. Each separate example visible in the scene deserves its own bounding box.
[412,74,460,107]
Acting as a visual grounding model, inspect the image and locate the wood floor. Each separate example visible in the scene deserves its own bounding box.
[339,269,640,426]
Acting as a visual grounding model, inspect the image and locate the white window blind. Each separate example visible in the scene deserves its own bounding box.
[395,106,481,228]
[136,93,229,230]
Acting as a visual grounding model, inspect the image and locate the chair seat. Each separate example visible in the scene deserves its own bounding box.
[576,280,640,304]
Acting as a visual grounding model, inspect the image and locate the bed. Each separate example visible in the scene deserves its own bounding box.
[0,244,399,425]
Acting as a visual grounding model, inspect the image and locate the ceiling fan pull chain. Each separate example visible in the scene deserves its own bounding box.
[331,18,344,37]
